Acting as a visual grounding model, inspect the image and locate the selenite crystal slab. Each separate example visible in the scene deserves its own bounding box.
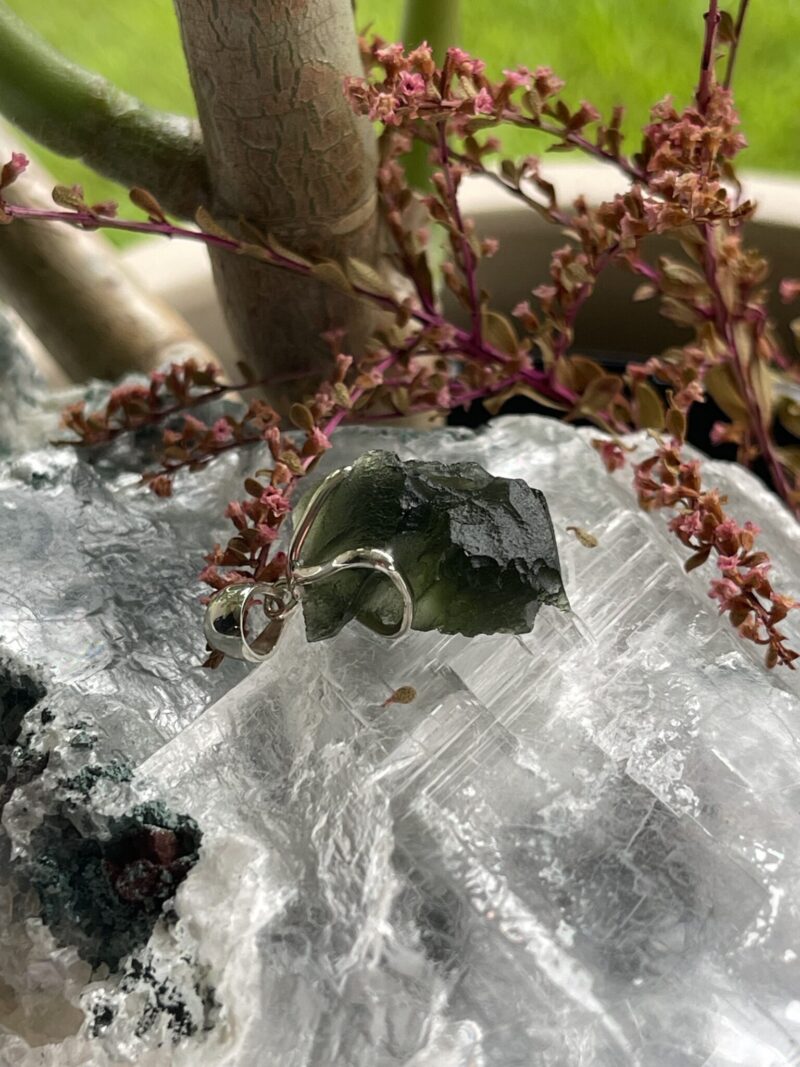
[296,449,568,641]
[1,408,799,1067]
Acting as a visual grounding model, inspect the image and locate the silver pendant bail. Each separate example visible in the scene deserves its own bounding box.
[203,465,414,662]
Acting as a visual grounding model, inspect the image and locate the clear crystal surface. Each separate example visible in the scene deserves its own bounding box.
[1,411,799,1067]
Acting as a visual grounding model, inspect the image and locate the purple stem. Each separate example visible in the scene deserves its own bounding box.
[436,121,483,341]
[723,0,750,90]
[696,0,721,114]
[700,223,797,513]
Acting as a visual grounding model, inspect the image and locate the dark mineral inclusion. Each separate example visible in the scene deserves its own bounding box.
[295,450,569,642]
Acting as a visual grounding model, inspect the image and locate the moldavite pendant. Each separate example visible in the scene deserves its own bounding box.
[204,450,569,662]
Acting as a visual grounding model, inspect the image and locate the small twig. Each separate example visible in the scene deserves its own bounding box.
[436,119,482,341]
[696,0,721,115]
[723,0,751,90]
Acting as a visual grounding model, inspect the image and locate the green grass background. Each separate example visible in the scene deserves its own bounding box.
[7,0,799,245]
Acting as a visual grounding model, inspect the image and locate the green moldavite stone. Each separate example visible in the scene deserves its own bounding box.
[295,450,569,641]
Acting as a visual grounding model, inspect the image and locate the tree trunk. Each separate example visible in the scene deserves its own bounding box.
[173,0,379,412]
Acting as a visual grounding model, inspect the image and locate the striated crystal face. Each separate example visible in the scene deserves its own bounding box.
[1,401,799,1067]
[296,449,568,641]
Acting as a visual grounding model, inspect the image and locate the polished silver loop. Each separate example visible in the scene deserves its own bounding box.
[203,464,414,661]
[293,547,413,638]
[203,580,295,663]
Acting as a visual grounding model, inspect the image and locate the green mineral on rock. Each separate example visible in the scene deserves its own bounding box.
[295,450,569,642]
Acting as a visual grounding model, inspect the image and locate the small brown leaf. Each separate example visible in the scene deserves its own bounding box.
[684,545,712,573]
[390,387,410,415]
[777,446,800,474]
[566,525,599,548]
[576,374,620,415]
[717,9,736,42]
[632,283,657,302]
[280,450,305,475]
[635,381,665,430]
[382,685,416,707]
[776,398,800,438]
[483,383,567,416]
[52,184,87,211]
[237,241,270,262]
[705,364,748,420]
[482,310,519,355]
[131,187,168,223]
[568,356,605,391]
[264,232,313,268]
[751,360,773,418]
[665,407,687,441]
[194,205,236,241]
[244,478,265,498]
[659,258,705,288]
[202,650,226,670]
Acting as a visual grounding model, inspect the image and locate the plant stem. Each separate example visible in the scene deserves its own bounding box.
[61,368,316,446]
[701,223,797,513]
[0,198,576,406]
[436,121,482,341]
[0,1,208,217]
[696,0,721,114]
[723,0,751,90]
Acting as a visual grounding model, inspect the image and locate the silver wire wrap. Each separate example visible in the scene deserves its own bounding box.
[203,465,414,662]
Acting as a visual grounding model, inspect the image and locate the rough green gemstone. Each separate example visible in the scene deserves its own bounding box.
[295,450,568,641]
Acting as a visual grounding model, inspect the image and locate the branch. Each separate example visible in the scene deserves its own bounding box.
[0,140,217,381]
[723,0,751,90]
[696,0,721,114]
[0,2,209,218]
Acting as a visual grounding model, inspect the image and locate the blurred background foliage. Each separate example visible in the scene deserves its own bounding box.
[6,0,799,245]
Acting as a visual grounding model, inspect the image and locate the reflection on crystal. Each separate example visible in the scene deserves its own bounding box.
[1,413,799,1065]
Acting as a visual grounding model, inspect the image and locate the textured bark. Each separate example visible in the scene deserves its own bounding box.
[174,0,379,412]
